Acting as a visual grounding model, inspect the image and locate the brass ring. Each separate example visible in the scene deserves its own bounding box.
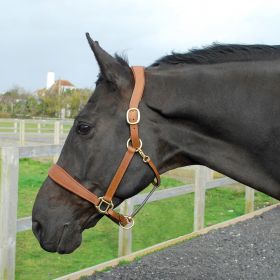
[119,216,135,230]
[127,138,142,150]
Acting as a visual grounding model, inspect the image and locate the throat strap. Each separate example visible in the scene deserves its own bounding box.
[48,66,161,228]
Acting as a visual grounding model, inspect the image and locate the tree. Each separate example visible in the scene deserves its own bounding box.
[37,87,92,118]
[0,86,35,117]
[67,88,92,117]
[0,85,92,118]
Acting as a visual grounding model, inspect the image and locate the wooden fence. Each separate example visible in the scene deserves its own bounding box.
[0,118,73,146]
[0,144,255,280]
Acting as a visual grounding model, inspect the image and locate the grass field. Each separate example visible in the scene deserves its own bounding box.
[16,159,278,280]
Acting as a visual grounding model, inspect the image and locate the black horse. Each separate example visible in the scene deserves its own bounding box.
[32,35,280,254]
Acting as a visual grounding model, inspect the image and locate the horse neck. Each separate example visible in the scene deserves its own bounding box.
[144,64,239,171]
[144,61,280,199]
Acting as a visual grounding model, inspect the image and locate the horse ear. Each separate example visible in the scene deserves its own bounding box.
[86,33,130,87]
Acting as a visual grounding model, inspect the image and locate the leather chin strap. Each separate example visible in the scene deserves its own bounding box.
[48,66,161,228]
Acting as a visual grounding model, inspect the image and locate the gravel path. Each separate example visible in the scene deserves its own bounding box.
[85,205,280,280]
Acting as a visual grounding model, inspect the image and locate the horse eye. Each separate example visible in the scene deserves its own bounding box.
[76,123,92,135]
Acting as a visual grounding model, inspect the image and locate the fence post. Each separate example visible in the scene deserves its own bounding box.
[53,121,60,163]
[245,186,255,213]
[118,199,134,257]
[37,122,41,134]
[0,147,19,280]
[13,120,18,134]
[194,165,208,231]
[19,120,25,146]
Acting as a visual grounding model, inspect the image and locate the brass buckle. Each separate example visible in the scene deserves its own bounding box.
[96,197,114,214]
[126,108,140,125]
[119,216,135,230]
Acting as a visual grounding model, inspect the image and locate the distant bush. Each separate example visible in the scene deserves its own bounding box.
[0,112,11,118]
[1,86,92,118]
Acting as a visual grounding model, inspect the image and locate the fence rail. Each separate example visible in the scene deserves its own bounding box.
[0,118,74,146]
[0,144,255,280]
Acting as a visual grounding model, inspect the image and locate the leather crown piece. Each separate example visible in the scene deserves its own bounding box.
[48,66,161,228]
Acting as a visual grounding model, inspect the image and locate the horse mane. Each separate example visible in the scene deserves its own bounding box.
[114,43,280,69]
[115,53,129,66]
[150,43,280,67]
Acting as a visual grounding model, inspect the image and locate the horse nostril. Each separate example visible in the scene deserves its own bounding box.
[32,220,42,239]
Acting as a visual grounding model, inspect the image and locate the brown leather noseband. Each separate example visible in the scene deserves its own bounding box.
[48,66,161,228]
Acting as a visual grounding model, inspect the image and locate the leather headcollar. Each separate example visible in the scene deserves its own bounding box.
[48,66,160,228]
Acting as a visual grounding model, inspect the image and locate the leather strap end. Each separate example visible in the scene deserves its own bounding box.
[147,159,161,187]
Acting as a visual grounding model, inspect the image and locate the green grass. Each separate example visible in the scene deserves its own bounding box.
[16,159,278,280]
[17,221,120,280]
[18,159,52,218]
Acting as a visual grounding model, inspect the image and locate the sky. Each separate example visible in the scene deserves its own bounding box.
[1,0,280,93]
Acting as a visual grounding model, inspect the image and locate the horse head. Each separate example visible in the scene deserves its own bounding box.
[32,34,166,254]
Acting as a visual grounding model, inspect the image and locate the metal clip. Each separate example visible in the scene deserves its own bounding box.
[137,148,150,163]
